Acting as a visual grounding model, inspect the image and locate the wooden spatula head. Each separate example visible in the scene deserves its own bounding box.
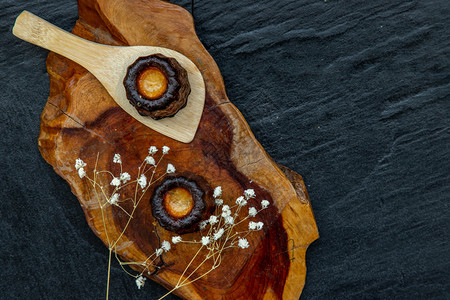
[13,11,205,143]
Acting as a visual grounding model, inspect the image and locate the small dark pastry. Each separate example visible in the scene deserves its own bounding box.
[151,175,213,234]
[124,53,191,120]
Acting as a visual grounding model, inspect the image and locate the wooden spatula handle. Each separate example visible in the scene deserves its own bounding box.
[12,11,112,75]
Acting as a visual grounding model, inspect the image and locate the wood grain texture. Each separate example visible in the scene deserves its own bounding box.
[38,0,318,299]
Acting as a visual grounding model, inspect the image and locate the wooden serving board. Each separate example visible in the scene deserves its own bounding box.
[38,0,318,299]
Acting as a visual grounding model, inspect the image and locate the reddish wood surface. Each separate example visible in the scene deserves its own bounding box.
[38,0,319,299]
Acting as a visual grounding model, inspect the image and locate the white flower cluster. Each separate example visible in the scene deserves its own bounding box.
[120,172,131,183]
[109,193,119,205]
[145,156,155,166]
[75,159,86,178]
[162,146,170,155]
[238,238,249,249]
[213,186,223,206]
[138,174,147,189]
[248,221,264,231]
[148,146,158,155]
[155,240,172,257]
[172,236,182,244]
[166,163,176,174]
[181,188,271,252]
[113,154,121,164]
[135,275,146,290]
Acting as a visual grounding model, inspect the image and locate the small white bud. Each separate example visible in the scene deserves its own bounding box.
[161,240,171,252]
[213,228,225,240]
[236,196,247,206]
[162,146,170,155]
[243,189,256,199]
[256,222,264,230]
[209,215,218,225]
[110,177,120,187]
[221,205,231,218]
[135,275,146,290]
[172,236,182,244]
[138,174,147,189]
[166,163,176,174]
[199,220,208,230]
[113,154,121,164]
[75,158,86,170]
[238,238,249,249]
[215,198,223,206]
[248,207,257,217]
[155,248,163,256]
[145,156,155,165]
[201,236,210,246]
[120,172,131,183]
[110,193,119,205]
[261,200,270,209]
[148,146,158,155]
[225,216,234,225]
[78,167,86,179]
[213,186,222,198]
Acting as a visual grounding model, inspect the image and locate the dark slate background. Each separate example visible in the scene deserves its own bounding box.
[1,0,449,299]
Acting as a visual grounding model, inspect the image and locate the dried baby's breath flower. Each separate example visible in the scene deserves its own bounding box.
[215,198,223,206]
[209,215,218,225]
[138,174,147,189]
[110,177,121,187]
[162,146,170,155]
[113,154,121,164]
[249,207,257,217]
[172,236,182,244]
[249,221,257,230]
[78,167,86,179]
[136,275,146,290]
[161,240,171,252]
[110,193,119,205]
[155,248,163,256]
[166,163,176,174]
[261,200,270,209]
[120,172,131,183]
[213,228,225,240]
[238,238,249,249]
[199,220,208,230]
[213,186,222,198]
[244,189,255,199]
[236,196,247,206]
[221,205,231,218]
[224,216,234,225]
[148,146,158,155]
[255,222,264,230]
[75,158,86,170]
[145,156,155,165]
[201,236,210,246]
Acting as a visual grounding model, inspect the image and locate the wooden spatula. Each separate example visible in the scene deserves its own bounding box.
[12,11,205,143]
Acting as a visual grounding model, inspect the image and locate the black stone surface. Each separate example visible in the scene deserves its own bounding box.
[1,0,449,299]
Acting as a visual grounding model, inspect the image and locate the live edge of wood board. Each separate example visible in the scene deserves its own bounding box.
[37,0,318,299]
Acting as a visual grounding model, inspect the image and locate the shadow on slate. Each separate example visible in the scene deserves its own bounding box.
[1,0,449,299]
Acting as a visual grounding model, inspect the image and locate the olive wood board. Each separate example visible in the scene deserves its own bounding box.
[37,0,319,299]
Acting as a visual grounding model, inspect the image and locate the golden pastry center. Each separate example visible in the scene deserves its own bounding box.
[137,67,168,99]
[163,187,194,218]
